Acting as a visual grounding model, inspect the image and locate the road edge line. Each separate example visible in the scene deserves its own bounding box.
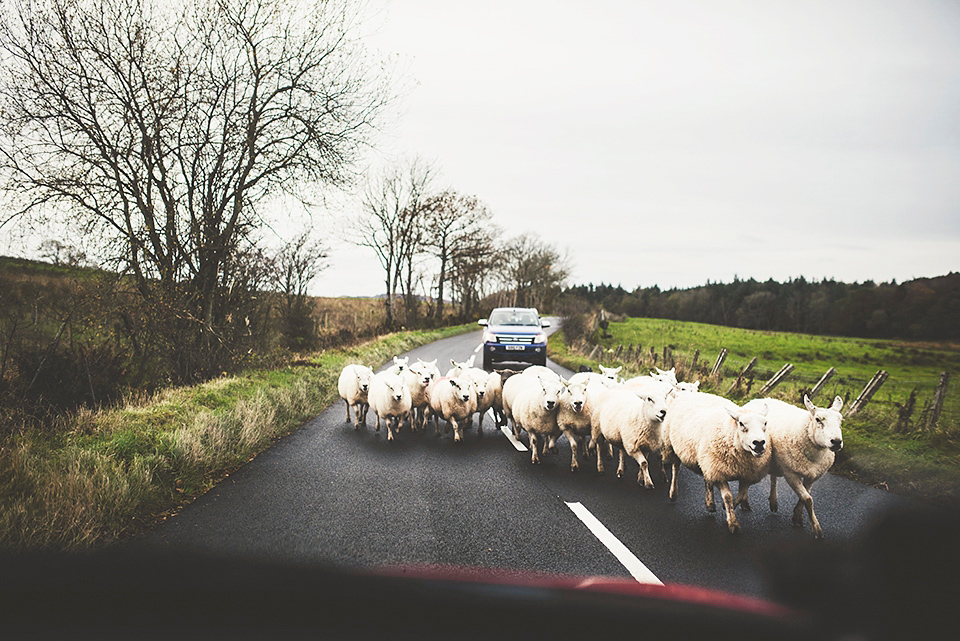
[564,501,663,585]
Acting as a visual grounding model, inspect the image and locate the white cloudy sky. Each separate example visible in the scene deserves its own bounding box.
[2,0,956,298]
[312,0,959,297]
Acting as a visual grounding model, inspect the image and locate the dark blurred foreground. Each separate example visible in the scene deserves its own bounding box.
[1,505,957,641]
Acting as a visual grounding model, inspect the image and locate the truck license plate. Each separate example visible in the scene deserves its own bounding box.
[505,345,525,351]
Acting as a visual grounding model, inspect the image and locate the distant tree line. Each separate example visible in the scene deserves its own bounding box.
[561,274,960,340]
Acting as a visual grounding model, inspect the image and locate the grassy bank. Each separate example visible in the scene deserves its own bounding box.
[548,318,960,506]
[0,323,475,551]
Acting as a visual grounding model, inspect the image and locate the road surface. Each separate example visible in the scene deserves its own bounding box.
[146,321,905,599]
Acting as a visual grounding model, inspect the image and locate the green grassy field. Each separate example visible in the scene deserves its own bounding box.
[548,317,960,505]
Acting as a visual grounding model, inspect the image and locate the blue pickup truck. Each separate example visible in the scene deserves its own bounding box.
[477,307,550,371]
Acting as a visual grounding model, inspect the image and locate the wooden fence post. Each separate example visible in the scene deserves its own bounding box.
[809,367,837,400]
[847,370,889,415]
[727,357,758,394]
[758,364,795,396]
[710,348,728,378]
[926,371,950,429]
[614,344,623,360]
[692,349,700,369]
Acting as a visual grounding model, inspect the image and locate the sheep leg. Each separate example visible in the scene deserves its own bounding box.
[451,417,463,443]
[545,435,558,455]
[785,472,822,538]
[704,480,717,513]
[631,449,655,489]
[594,434,605,474]
[564,430,580,472]
[734,482,752,511]
[529,432,541,464]
[769,474,779,512]
[386,416,395,442]
[345,399,352,423]
[477,410,485,436]
[669,462,680,502]
[375,414,381,431]
[360,403,369,425]
[717,481,742,534]
[616,447,626,479]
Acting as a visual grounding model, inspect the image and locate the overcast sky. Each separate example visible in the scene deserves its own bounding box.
[309,0,960,297]
[2,0,956,298]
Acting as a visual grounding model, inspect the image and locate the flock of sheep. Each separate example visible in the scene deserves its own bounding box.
[337,357,845,538]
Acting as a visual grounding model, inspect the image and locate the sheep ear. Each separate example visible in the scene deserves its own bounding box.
[831,396,844,412]
[692,381,700,391]
[759,402,768,416]
[449,379,459,388]
[724,406,740,421]
[803,395,816,414]
[613,366,622,374]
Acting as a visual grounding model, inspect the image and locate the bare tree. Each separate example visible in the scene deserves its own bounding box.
[0,0,389,378]
[349,157,435,327]
[419,190,500,321]
[497,233,571,311]
[270,230,328,350]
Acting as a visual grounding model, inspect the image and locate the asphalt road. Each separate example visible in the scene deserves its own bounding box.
[145,321,906,600]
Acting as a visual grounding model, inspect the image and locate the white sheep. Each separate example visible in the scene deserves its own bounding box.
[462,368,500,436]
[521,364,560,381]
[511,375,567,464]
[337,364,373,429]
[599,365,622,382]
[556,380,593,471]
[661,392,770,533]
[592,387,669,487]
[428,376,478,443]
[445,355,476,378]
[501,372,537,439]
[368,370,413,442]
[414,358,441,381]
[651,366,678,386]
[676,380,701,393]
[744,395,844,539]
[386,356,409,376]
[404,360,435,431]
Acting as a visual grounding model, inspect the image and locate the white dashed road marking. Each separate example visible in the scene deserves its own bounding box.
[565,501,663,585]
[474,343,483,353]
[500,424,528,451]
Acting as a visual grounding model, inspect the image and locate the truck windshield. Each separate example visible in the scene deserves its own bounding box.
[489,311,538,326]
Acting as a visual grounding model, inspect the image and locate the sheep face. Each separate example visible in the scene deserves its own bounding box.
[356,367,372,393]
[408,362,433,387]
[417,359,439,380]
[539,377,566,412]
[804,395,844,452]
[651,367,678,386]
[641,392,669,424]
[599,365,622,382]
[676,380,700,393]
[565,382,588,413]
[392,356,409,372]
[449,378,474,404]
[727,404,768,457]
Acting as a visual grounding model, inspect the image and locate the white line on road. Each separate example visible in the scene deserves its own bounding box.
[474,343,483,353]
[500,424,528,451]
[565,501,663,585]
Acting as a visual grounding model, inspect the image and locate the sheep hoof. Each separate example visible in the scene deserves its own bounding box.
[706,504,717,513]
[739,500,752,512]
[644,482,655,490]
[769,501,778,513]
[728,522,742,534]
[616,470,623,479]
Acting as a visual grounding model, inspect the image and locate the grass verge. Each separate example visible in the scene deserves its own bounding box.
[548,324,960,507]
[0,323,476,551]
